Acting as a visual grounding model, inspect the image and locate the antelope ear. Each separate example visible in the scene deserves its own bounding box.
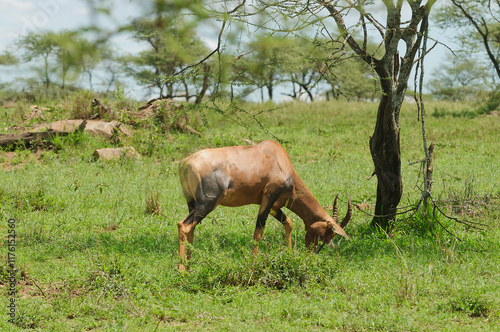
[332,221,351,240]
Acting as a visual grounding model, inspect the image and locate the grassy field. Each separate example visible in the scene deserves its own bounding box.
[0,98,499,331]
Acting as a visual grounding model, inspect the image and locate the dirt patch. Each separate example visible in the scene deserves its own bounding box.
[0,151,40,171]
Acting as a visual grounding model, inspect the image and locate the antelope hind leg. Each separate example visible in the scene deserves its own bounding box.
[178,213,197,271]
[271,209,293,252]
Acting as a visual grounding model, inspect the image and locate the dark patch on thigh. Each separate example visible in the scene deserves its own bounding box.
[187,168,231,225]
[187,200,195,213]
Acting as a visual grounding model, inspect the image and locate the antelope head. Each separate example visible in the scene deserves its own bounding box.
[312,195,352,253]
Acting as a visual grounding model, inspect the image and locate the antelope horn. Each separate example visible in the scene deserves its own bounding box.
[332,194,339,222]
[329,194,350,240]
[340,196,352,229]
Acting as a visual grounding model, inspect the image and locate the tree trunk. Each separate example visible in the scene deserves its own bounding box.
[369,93,403,230]
[87,70,93,91]
[300,83,314,102]
[44,57,50,89]
[195,64,210,104]
[167,84,174,99]
[267,83,273,101]
[182,78,189,101]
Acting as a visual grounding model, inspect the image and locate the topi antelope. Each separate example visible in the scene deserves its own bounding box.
[177,140,352,270]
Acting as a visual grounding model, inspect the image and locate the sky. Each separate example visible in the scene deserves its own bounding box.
[0,0,455,101]
[0,0,147,55]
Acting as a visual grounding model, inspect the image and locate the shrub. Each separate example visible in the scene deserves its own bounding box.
[154,100,201,134]
[66,90,99,119]
[476,90,500,115]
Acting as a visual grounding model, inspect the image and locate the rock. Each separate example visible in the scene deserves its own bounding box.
[30,105,51,112]
[2,101,15,108]
[84,120,132,138]
[34,120,86,133]
[93,147,140,161]
[33,120,132,138]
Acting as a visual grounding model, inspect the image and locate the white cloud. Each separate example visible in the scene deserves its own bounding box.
[74,5,91,16]
[0,0,34,11]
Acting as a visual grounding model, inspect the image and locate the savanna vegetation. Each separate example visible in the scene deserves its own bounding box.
[0,94,499,330]
[1,0,499,330]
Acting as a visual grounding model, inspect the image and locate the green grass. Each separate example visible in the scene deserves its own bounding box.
[0,99,499,330]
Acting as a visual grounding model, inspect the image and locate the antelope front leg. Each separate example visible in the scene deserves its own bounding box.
[252,227,265,254]
[253,195,272,255]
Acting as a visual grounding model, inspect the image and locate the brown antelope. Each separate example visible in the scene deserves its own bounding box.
[177,140,352,270]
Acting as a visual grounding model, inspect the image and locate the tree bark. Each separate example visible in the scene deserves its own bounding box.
[44,57,50,89]
[369,93,403,229]
[195,64,210,104]
[423,142,435,206]
[267,83,273,101]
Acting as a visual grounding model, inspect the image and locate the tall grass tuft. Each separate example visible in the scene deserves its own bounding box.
[0,186,59,212]
[181,250,338,291]
[145,190,163,216]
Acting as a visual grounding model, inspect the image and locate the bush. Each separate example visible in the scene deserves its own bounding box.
[150,100,201,135]
[476,90,500,115]
[65,90,99,119]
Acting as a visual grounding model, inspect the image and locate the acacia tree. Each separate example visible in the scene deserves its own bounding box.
[429,54,490,100]
[112,0,436,229]
[326,1,436,229]
[52,30,87,90]
[436,0,500,80]
[16,32,57,89]
[225,1,436,229]
[234,35,291,102]
[0,52,18,66]
[16,31,108,91]
[435,0,499,109]
[282,37,330,102]
[125,16,209,100]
